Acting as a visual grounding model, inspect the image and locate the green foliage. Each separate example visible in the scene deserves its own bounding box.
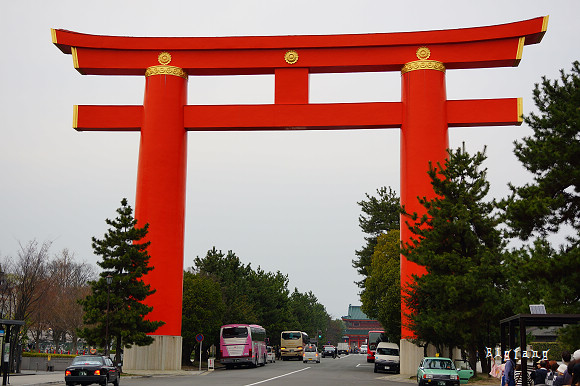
[401,145,508,369]
[360,230,401,342]
[287,289,330,340]
[529,341,566,361]
[194,248,256,324]
[325,319,346,344]
[79,198,164,364]
[181,270,225,365]
[22,352,75,358]
[503,62,580,351]
[353,187,400,288]
[507,61,580,240]
[557,325,580,353]
[190,247,329,349]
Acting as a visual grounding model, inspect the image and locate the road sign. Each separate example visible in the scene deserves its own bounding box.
[195,334,204,342]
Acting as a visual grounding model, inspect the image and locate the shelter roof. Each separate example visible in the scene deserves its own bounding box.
[500,314,580,327]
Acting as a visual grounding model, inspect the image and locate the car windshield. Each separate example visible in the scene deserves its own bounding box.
[377,347,399,355]
[305,346,317,352]
[222,327,248,339]
[72,356,104,366]
[425,359,454,370]
[324,347,334,352]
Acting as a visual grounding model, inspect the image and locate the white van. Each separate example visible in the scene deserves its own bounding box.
[373,342,399,373]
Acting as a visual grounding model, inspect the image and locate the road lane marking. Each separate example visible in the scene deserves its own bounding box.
[243,367,310,386]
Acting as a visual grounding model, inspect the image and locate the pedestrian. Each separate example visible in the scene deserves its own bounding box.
[516,364,534,386]
[570,353,580,386]
[535,360,549,385]
[562,351,572,366]
[547,362,559,386]
[505,350,517,386]
[554,364,568,386]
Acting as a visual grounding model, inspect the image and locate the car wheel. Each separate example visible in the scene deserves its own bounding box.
[113,375,120,386]
[374,365,378,373]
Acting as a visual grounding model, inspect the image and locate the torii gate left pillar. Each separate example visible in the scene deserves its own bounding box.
[52,16,546,371]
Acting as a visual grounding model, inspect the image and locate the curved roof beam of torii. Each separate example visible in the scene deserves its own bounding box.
[52,16,548,76]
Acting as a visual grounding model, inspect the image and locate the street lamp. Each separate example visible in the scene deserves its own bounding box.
[105,274,112,357]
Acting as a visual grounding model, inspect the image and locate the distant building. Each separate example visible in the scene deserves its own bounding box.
[341,304,382,349]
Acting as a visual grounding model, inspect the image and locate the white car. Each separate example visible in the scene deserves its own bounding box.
[303,344,320,363]
[360,345,368,354]
[267,346,276,363]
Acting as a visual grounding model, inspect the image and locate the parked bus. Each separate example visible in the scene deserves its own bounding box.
[220,324,267,369]
[280,331,309,360]
[367,330,388,363]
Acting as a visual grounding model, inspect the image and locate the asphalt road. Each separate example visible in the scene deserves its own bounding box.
[119,354,413,386]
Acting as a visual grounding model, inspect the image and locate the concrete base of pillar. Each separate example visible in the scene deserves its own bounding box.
[400,340,464,375]
[400,339,425,375]
[123,335,182,371]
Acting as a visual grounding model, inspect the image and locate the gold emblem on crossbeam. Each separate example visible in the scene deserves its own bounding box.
[158,52,172,65]
[416,47,431,60]
[284,50,299,64]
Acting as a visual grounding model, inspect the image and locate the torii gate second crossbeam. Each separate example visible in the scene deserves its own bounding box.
[52,15,547,371]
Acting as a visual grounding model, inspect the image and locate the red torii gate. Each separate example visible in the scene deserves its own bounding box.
[52,16,546,370]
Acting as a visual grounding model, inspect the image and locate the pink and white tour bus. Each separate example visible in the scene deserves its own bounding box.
[220,324,267,369]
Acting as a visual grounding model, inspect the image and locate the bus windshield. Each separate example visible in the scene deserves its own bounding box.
[282,332,302,340]
[222,326,248,339]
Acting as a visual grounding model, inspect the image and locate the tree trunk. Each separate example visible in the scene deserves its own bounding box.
[114,335,122,369]
[478,345,491,377]
[467,344,478,376]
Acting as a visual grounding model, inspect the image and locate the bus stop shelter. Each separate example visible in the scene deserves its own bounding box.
[500,314,580,385]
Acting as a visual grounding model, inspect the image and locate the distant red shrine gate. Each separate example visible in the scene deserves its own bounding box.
[53,17,547,339]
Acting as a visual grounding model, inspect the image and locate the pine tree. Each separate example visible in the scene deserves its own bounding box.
[360,230,401,342]
[401,145,508,373]
[352,187,400,288]
[506,61,580,241]
[503,62,580,349]
[79,198,164,366]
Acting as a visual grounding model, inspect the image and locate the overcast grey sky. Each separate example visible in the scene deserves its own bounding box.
[1,1,578,319]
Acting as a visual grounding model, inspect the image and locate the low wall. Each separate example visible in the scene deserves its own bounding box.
[123,335,182,371]
[20,356,73,371]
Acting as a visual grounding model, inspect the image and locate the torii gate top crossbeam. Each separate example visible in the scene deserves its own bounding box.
[52,16,547,76]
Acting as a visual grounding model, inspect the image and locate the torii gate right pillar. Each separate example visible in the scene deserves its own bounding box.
[399,54,449,373]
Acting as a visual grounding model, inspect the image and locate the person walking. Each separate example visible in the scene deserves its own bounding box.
[505,351,517,386]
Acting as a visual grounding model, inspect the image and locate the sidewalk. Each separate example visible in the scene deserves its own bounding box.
[1,371,65,386]
[2,369,206,386]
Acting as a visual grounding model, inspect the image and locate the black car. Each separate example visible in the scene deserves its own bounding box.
[65,355,120,386]
[322,346,336,358]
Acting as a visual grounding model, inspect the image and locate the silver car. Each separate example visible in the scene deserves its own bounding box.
[302,344,320,363]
